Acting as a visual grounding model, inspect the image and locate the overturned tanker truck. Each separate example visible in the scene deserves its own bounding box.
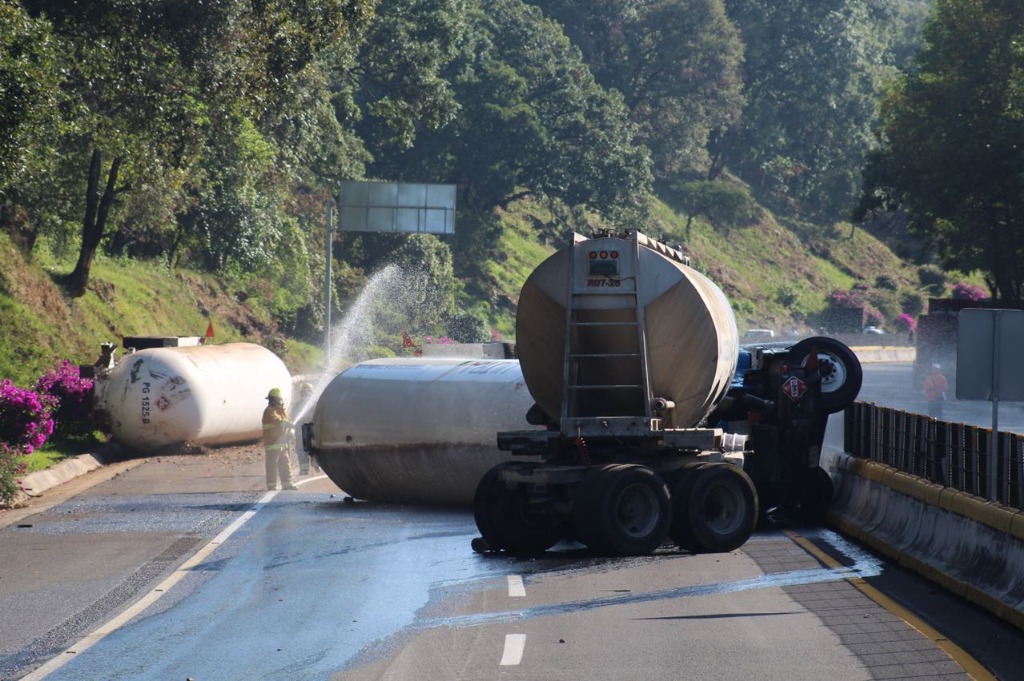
[471,230,862,556]
[304,230,862,556]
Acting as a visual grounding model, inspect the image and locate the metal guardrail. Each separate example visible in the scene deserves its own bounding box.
[845,402,1024,510]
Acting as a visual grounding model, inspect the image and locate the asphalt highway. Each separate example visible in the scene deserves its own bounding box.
[2,362,1024,680]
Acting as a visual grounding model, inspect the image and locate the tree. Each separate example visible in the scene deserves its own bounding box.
[348,0,467,163]
[669,179,759,239]
[530,0,745,181]
[0,1,60,192]
[715,0,892,219]
[20,0,374,297]
[22,1,216,295]
[857,0,1024,305]
[0,1,63,253]
[355,0,651,280]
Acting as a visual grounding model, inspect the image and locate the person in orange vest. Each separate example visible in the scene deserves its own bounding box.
[263,388,297,490]
[923,364,948,419]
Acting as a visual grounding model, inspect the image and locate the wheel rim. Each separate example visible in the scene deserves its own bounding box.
[812,353,847,394]
[699,480,745,536]
[613,483,661,538]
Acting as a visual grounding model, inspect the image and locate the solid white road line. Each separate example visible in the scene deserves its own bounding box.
[507,574,526,598]
[500,634,527,666]
[21,490,280,680]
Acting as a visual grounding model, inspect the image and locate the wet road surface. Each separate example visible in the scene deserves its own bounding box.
[2,363,1024,679]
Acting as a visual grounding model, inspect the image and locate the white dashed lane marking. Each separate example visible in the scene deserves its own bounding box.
[501,576,527,666]
[507,575,526,598]
[500,634,527,666]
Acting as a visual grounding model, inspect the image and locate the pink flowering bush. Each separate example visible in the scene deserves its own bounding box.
[0,380,55,504]
[952,282,987,301]
[34,360,93,435]
[896,313,917,333]
[829,290,858,308]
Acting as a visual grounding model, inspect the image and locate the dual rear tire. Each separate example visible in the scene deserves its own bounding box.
[570,462,758,556]
[474,461,760,557]
[572,464,671,556]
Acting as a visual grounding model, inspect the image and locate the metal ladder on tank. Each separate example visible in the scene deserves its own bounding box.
[560,232,654,436]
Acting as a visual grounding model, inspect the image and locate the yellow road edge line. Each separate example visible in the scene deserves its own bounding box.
[785,530,995,681]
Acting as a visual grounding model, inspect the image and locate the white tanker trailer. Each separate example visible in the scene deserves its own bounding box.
[95,340,293,452]
[306,358,541,505]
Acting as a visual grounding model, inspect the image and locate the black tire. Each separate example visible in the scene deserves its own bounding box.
[572,464,670,556]
[670,463,757,553]
[791,466,834,524]
[571,464,618,553]
[786,336,863,413]
[473,463,562,555]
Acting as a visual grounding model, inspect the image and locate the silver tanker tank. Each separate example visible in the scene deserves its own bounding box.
[102,342,292,451]
[516,232,738,428]
[308,358,540,505]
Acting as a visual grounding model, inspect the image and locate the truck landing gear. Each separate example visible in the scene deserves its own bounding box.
[473,463,565,555]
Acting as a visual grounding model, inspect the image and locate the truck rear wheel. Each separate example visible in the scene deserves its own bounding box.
[572,464,670,556]
[473,463,563,555]
[670,463,757,553]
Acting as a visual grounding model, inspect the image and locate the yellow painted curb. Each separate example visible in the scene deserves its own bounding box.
[1008,512,1024,541]
[938,489,1015,534]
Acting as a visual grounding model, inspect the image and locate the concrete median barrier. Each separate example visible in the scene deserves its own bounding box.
[824,445,1024,630]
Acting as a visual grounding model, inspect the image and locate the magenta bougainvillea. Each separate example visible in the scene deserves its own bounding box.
[896,313,917,333]
[952,282,987,301]
[0,379,55,505]
[0,380,53,455]
[34,360,93,433]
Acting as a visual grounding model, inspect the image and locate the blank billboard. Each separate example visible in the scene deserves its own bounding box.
[338,181,456,234]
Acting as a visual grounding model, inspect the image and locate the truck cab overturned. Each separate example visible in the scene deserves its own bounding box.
[473,230,862,557]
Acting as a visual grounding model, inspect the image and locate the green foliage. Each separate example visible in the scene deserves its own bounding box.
[717,0,898,220]
[349,0,466,156]
[668,179,760,237]
[775,284,800,308]
[858,0,1024,305]
[534,0,744,180]
[900,290,926,317]
[0,1,62,190]
[381,0,653,251]
[917,265,947,296]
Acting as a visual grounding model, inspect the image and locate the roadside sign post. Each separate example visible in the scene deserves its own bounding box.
[323,181,457,367]
[956,308,1024,500]
[324,202,334,359]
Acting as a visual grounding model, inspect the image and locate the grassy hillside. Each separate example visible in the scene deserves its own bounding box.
[0,236,320,387]
[0,196,956,392]
[476,197,932,340]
